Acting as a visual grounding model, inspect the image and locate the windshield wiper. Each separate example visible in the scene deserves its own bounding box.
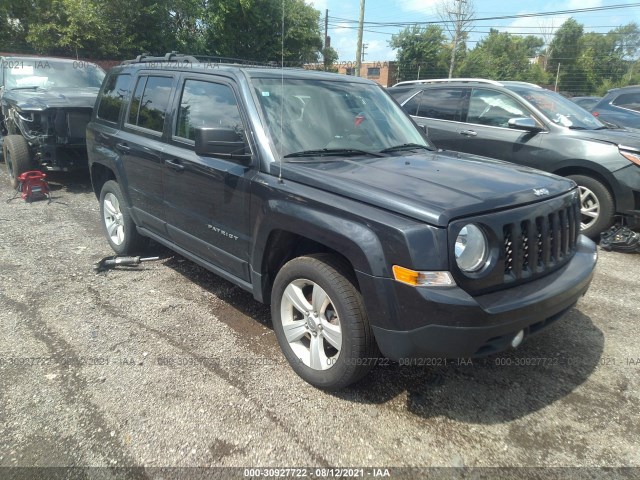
[284,148,382,158]
[8,86,43,91]
[379,143,432,153]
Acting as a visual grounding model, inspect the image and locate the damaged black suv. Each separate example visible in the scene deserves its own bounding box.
[1,56,105,187]
[87,54,597,389]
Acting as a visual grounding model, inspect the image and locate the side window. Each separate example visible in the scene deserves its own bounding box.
[126,75,173,133]
[611,92,640,111]
[402,91,422,116]
[96,73,131,123]
[467,88,531,127]
[175,80,243,141]
[416,88,464,121]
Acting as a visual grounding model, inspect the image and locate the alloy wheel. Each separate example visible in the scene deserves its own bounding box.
[578,185,600,231]
[103,192,125,245]
[280,278,342,370]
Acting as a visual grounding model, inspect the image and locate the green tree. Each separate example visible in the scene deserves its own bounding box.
[547,18,588,93]
[389,25,448,81]
[322,46,339,71]
[203,0,323,65]
[459,29,549,83]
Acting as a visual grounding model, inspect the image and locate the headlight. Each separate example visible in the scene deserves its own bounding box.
[619,148,640,166]
[455,224,488,272]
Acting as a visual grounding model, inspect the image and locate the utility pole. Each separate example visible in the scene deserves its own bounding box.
[448,0,465,78]
[355,0,365,77]
[324,9,329,69]
[361,43,368,62]
[555,63,561,92]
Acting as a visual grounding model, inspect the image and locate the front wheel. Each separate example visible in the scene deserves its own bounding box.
[3,135,33,189]
[271,254,379,390]
[99,180,148,255]
[567,175,615,240]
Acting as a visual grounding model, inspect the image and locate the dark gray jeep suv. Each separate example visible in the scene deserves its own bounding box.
[87,56,596,389]
[389,79,640,239]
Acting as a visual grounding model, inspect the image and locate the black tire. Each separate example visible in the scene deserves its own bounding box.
[99,180,149,255]
[567,174,615,239]
[3,135,33,189]
[271,253,379,390]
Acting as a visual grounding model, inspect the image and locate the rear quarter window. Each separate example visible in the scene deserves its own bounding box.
[611,92,640,111]
[96,73,132,123]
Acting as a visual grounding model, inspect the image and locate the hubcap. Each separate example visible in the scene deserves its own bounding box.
[103,193,125,246]
[280,279,342,370]
[578,186,600,231]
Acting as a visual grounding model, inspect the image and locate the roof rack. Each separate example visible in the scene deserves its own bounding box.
[122,52,199,65]
[393,78,503,87]
[499,81,542,89]
[120,52,307,70]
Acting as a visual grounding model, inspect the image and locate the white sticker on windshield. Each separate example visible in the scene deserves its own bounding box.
[261,91,270,97]
[11,65,34,76]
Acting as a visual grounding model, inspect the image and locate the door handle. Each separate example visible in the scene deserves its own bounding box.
[459,130,478,137]
[116,142,131,152]
[165,158,185,172]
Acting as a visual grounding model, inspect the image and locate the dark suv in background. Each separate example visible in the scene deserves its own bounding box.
[0,56,105,187]
[389,79,640,238]
[87,56,596,389]
[590,85,640,130]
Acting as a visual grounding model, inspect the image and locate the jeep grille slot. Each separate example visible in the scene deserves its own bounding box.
[503,200,580,281]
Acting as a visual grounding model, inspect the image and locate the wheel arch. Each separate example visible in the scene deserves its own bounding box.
[251,212,388,305]
[90,162,117,199]
[553,163,618,210]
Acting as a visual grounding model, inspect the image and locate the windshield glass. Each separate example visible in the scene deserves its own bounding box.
[3,59,105,89]
[251,77,431,160]
[510,87,605,130]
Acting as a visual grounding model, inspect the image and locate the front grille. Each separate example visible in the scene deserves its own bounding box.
[503,200,580,281]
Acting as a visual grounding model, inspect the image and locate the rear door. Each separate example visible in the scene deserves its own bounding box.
[162,73,255,282]
[409,87,466,151]
[117,73,177,235]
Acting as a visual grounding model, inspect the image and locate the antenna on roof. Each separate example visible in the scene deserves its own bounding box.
[278,0,285,183]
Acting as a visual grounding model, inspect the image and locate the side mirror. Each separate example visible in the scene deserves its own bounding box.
[194,127,251,162]
[418,124,428,136]
[508,117,541,132]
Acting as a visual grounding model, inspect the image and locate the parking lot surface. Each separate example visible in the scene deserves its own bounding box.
[0,169,638,477]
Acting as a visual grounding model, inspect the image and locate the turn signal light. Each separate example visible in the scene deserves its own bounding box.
[392,265,455,287]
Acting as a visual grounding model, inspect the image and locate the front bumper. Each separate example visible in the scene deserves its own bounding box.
[367,235,597,360]
[612,163,640,225]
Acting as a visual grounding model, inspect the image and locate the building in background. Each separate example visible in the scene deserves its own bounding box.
[304,61,399,87]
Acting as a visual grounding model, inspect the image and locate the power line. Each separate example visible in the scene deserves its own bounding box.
[330,3,640,27]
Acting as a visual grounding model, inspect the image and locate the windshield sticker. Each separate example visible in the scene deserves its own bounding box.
[261,91,270,97]
[11,65,34,76]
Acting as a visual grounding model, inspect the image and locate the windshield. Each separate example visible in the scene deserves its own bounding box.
[510,87,605,130]
[251,77,432,160]
[3,59,105,90]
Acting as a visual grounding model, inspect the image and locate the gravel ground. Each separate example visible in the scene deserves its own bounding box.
[0,167,638,478]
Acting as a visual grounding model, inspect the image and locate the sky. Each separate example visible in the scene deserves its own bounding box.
[303,0,640,62]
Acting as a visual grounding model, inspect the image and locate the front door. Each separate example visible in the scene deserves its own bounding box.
[455,87,545,168]
[163,74,254,282]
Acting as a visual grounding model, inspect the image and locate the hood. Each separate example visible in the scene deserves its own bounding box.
[280,151,575,226]
[570,127,640,152]
[2,87,100,110]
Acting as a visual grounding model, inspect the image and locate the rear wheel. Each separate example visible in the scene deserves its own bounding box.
[271,254,379,390]
[3,135,33,189]
[567,174,615,239]
[99,180,148,255]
